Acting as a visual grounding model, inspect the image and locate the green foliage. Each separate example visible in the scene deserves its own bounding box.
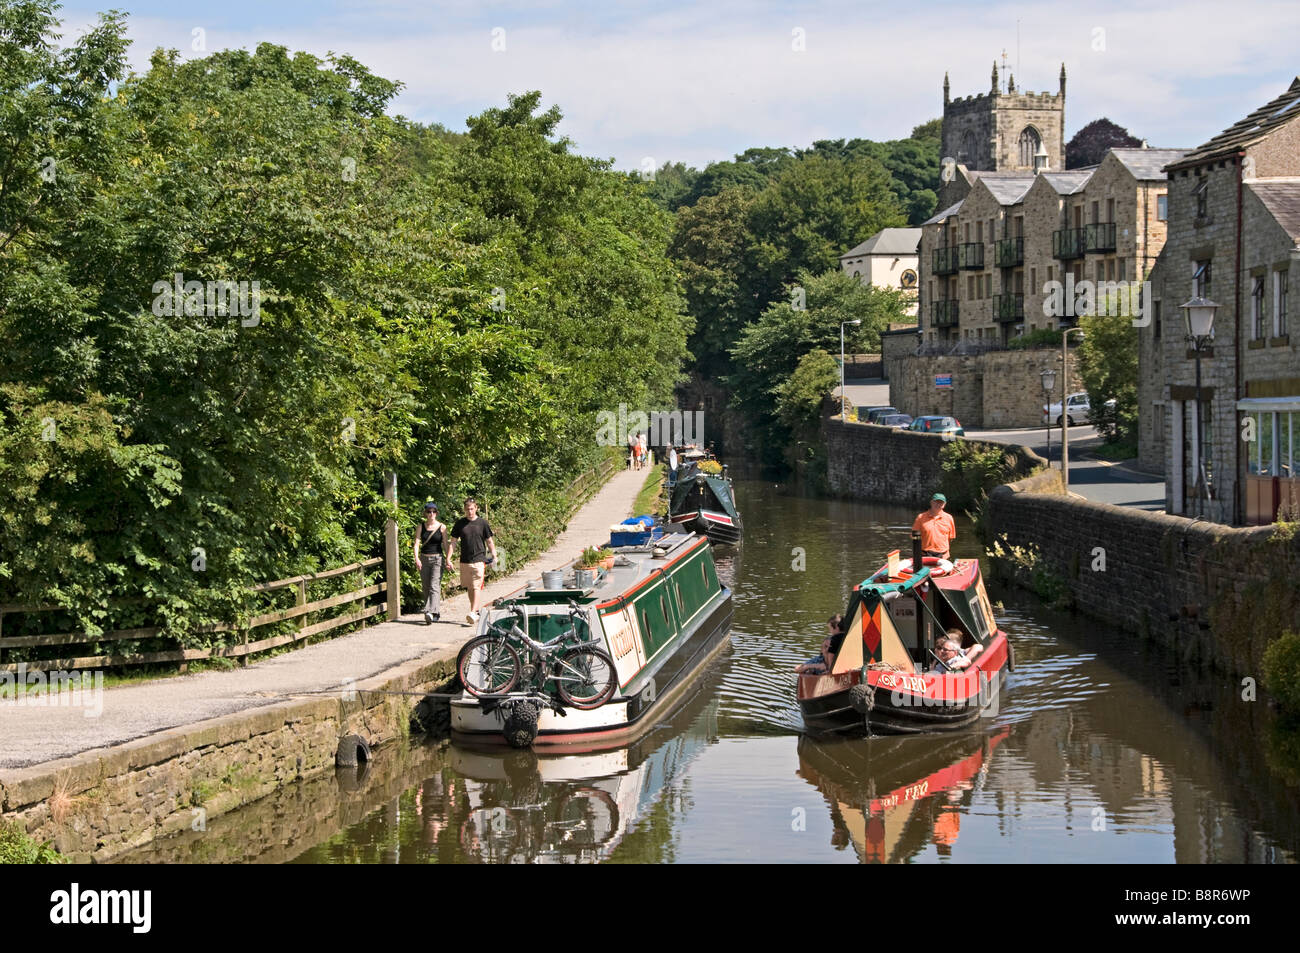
[0,10,688,646]
[1078,312,1138,443]
[1007,328,1064,349]
[774,350,838,433]
[1066,118,1142,170]
[988,536,1069,609]
[1263,631,1300,715]
[939,441,1020,514]
[727,270,908,465]
[0,822,66,864]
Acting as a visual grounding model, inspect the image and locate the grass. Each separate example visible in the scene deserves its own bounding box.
[632,463,666,517]
[1091,440,1139,461]
[0,822,65,864]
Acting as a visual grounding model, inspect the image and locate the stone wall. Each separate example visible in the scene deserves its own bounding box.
[825,419,1042,507]
[885,348,1080,428]
[0,653,454,862]
[986,471,1300,678]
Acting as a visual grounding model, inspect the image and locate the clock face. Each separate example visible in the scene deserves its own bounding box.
[900,269,918,289]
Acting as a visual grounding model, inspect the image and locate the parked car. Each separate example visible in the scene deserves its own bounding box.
[909,415,965,437]
[1042,392,1117,426]
[877,413,914,429]
[866,406,900,424]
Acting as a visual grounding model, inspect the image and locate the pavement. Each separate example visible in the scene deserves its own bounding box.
[0,466,652,770]
[837,380,1166,511]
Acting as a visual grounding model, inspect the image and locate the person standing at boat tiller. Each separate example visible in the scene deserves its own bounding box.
[449,498,497,626]
[414,502,447,625]
[912,492,956,559]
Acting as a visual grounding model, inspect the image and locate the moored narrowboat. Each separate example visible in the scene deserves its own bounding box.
[451,530,732,749]
[797,539,1012,735]
[666,449,742,545]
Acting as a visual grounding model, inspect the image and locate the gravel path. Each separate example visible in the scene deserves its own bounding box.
[0,466,652,769]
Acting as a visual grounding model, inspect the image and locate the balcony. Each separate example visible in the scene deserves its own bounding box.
[995,237,1024,268]
[1085,222,1117,253]
[1053,227,1086,260]
[933,246,959,275]
[994,293,1024,323]
[931,299,959,327]
[958,242,985,270]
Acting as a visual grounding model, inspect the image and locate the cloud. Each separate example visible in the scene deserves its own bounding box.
[59,0,1300,170]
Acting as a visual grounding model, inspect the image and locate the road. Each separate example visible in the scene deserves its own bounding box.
[837,381,1166,511]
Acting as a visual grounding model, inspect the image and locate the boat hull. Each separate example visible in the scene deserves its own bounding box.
[451,593,733,751]
[798,632,1011,736]
[668,509,741,545]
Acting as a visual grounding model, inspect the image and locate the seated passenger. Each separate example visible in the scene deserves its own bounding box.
[797,617,846,674]
[931,639,971,674]
[944,627,984,662]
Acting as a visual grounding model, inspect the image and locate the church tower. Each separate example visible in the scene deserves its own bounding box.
[940,63,1067,174]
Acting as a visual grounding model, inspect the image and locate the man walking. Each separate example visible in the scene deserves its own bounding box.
[912,492,956,559]
[449,497,498,626]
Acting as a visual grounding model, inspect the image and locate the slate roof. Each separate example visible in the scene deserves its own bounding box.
[1109,148,1190,180]
[1168,77,1300,171]
[1249,181,1300,242]
[977,174,1036,205]
[840,227,923,259]
[922,201,964,226]
[1036,170,1095,195]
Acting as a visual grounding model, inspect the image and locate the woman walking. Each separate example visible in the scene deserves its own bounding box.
[415,501,447,624]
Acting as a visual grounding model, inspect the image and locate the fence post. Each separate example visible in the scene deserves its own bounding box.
[384,471,400,621]
[297,578,308,637]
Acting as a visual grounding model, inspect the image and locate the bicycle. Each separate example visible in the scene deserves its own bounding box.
[457,600,617,710]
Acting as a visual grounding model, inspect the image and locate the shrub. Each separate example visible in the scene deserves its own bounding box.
[0,823,66,865]
[1263,631,1300,714]
[1007,328,1063,350]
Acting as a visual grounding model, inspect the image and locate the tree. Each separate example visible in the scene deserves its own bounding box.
[1077,312,1138,444]
[911,118,942,143]
[1066,118,1142,169]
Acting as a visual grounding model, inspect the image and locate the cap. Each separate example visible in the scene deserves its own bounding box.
[423,501,438,512]
[931,493,947,503]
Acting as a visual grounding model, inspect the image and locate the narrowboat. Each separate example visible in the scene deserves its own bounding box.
[797,538,1013,735]
[796,728,1011,862]
[451,530,732,749]
[666,449,742,545]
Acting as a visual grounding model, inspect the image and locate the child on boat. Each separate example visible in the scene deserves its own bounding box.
[796,616,847,674]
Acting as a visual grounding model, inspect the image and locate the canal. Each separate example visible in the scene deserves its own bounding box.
[115,481,1300,863]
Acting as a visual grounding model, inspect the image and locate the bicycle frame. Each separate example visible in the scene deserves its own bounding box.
[496,605,603,694]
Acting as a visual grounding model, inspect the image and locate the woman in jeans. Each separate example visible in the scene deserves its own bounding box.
[415,502,447,624]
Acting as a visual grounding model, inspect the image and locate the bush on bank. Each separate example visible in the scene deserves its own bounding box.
[0,823,65,865]
[1263,631,1300,715]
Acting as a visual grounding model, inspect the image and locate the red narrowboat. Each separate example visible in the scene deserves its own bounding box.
[797,547,1013,735]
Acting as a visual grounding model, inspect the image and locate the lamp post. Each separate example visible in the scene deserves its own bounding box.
[1181,296,1219,511]
[841,319,861,419]
[1040,367,1056,465]
[1060,325,1085,493]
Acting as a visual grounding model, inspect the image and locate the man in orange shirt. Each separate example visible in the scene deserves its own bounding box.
[913,493,956,559]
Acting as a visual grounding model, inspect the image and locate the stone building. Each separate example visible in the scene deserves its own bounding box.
[1145,77,1300,524]
[838,227,921,316]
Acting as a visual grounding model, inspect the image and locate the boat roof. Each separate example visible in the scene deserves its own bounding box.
[501,531,707,609]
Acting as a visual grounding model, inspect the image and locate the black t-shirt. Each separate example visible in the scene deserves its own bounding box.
[451,517,493,563]
[418,523,444,556]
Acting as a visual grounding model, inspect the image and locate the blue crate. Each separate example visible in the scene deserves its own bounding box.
[610,525,663,547]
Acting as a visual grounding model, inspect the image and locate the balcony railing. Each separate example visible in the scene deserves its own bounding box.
[995,237,1024,268]
[1053,227,1086,260]
[931,299,959,327]
[1085,222,1117,253]
[994,293,1024,323]
[933,246,959,275]
[958,242,984,270]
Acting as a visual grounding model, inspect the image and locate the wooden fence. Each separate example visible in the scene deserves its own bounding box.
[564,453,621,520]
[0,557,386,674]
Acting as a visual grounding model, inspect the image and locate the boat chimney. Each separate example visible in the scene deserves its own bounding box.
[911,530,923,570]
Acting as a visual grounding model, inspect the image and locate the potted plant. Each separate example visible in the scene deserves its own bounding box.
[580,545,616,571]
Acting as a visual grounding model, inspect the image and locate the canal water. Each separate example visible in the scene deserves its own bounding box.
[117,481,1300,863]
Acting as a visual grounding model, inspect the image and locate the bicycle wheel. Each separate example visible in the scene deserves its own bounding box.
[458,635,520,697]
[553,647,617,709]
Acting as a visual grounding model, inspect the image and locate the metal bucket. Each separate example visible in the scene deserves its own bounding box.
[541,570,565,590]
[574,569,596,589]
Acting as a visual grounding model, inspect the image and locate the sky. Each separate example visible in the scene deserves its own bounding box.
[58,0,1300,172]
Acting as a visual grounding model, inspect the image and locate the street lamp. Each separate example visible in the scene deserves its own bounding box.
[1040,367,1057,465]
[1181,296,1219,508]
[841,319,861,419]
[1060,325,1085,493]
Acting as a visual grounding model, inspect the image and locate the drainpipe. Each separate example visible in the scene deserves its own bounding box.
[1234,152,1244,525]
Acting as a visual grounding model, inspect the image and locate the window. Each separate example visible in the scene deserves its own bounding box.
[1018,127,1041,167]
[660,594,669,624]
[1153,299,1162,341]
[1193,260,1212,299]
[1107,259,1115,281]
[964,222,970,242]
[976,221,983,243]
[1277,270,1289,336]
[1157,195,1168,221]
[1118,258,1126,281]
[1252,277,1266,339]
[1091,201,1099,224]
[1014,216,1023,237]
[1031,267,1038,290]
[1194,179,1208,218]
[1107,198,1115,223]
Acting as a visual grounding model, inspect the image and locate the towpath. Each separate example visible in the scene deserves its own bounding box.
[0,466,651,770]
